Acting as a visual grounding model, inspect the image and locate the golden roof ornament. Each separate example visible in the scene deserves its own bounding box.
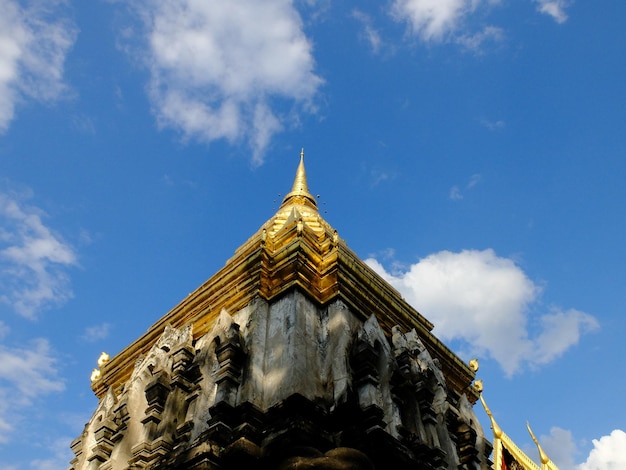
[527,422,560,470]
[280,148,317,209]
[90,368,101,383]
[480,393,503,439]
[478,382,560,470]
[98,352,110,368]
[90,352,110,383]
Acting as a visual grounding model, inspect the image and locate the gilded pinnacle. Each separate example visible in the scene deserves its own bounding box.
[480,394,503,438]
[527,422,551,465]
[280,148,317,209]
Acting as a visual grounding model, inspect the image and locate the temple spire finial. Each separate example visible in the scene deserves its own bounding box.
[479,393,503,439]
[527,422,552,467]
[281,148,317,209]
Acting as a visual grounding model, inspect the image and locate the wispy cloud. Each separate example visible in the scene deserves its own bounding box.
[369,169,394,187]
[449,173,482,200]
[80,323,111,343]
[449,185,463,200]
[0,0,77,132]
[367,249,598,375]
[123,0,323,165]
[480,118,506,131]
[29,436,74,470]
[467,173,481,188]
[352,9,384,54]
[0,336,64,442]
[534,0,570,24]
[457,25,504,52]
[0,190,78,318]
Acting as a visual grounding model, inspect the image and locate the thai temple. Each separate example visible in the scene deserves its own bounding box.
[71,152,558,470]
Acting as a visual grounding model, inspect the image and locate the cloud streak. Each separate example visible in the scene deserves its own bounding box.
[0,0,77,132]
[352,9,384,54]
[80,323,111,343]
[390,0,506,43]
[390,0,568,47]
[449,174,482,200]
[534,0,570,24]
[0,190,78,318]
[125,0,323,165]
[0,333,64,442]
[367,249,598,375]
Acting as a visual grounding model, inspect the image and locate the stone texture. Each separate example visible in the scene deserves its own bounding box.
[71,290,491,469]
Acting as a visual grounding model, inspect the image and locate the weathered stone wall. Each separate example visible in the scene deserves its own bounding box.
[71,289,491,469]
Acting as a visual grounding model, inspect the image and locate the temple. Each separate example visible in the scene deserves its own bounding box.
[70,151,494,469]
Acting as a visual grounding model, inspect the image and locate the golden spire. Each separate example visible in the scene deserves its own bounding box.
[527,422,559,469]
[280,148,317,209]
[480,393,503,439]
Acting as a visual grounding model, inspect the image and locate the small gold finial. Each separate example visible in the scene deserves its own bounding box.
[97,352,110,368]
[473,379,483,393]
[469,358,479,372]
[300,147,304,159]
[90,368,101,383]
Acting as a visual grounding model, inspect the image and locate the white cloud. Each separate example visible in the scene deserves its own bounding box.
[0,337,64,442]
[366,249,598,375]
[532,308,598,365]
[0,190,78,318]
[535,0,570,24]
[126,0,323,165]
[390,1,568,46]
[0,0,77,132]
[578,430,626,470]
[391,0,503,43]
[391,0,467,42]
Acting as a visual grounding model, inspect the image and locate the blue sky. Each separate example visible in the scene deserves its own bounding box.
[1,0,625,468]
